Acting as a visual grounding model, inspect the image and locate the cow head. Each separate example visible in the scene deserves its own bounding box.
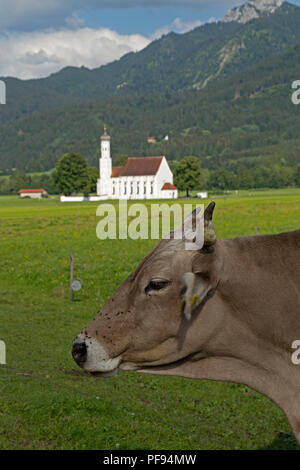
[72,202,224,376]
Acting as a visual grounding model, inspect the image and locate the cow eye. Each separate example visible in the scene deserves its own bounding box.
[145,280,170,295]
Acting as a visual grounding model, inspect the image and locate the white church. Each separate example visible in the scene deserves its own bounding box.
[97,127,178,200]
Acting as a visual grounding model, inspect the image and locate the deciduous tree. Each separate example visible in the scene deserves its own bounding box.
[53,153,88,196]
[174,156,202,197]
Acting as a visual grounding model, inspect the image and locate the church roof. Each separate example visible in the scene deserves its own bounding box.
[112,156,164,178]
[161,182,177,190]
[111,166,123,177]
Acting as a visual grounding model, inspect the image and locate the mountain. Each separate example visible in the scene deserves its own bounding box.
[1,43,299,175]
[222,0,283,24]
[1,1,300,127]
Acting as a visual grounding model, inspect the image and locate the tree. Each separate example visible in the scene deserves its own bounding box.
[115,155,129,167]
[9,172,32,194]
[0,177,10,195]
[173,156,202,197]
[268,165,294,189]
[237,167,254,190]
[295,165,300,187]
[53,153,88,196]
[40,173,59,194]
[209,170,237,190]
[83,167,99,196]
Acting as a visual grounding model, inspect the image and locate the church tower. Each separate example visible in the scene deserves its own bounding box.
[97,125,112,196]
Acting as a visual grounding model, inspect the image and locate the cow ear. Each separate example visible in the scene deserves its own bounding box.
[203,202,217,249]
[182,272,213,320]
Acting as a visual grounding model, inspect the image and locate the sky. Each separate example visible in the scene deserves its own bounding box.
[0,0,299,80]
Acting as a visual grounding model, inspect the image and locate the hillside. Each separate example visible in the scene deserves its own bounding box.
[1,42,299,175]
[1,1,300,127]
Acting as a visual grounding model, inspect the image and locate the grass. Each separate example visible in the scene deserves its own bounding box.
[1,189,300,450]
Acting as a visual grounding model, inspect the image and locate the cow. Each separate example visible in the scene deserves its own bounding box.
[72,202,300,444]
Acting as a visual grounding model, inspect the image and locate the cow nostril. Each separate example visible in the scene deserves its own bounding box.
[72,341,87,366]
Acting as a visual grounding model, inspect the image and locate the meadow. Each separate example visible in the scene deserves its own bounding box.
[1,190,300,450]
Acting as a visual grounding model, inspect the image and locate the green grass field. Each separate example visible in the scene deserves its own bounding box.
[1,190,300,450]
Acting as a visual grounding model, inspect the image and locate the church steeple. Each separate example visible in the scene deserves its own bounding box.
[98,125,112,196]
[101,124,110,141]
[101,125,111,160]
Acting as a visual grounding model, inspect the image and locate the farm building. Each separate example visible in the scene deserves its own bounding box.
[18,189,47,199]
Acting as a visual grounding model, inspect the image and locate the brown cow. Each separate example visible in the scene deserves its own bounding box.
[72,202,300,444]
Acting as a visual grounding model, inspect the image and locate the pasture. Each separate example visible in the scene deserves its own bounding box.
[1,190,300,450]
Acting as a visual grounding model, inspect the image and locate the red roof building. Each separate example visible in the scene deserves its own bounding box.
[112,157,164,177]
[19,189,46,194]
[18,189,47,199]
[161,182,177,190]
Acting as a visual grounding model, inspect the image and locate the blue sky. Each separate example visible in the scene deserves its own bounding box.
[80,4,228,36]
[0,0,299,79]
[82,0,300,35]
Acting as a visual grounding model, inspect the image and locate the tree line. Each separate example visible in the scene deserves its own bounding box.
[1,153,300,196]
[0,154,98,196]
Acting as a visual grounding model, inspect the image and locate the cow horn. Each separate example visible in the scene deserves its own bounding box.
[166,202,216,249]
[203,202,217,247]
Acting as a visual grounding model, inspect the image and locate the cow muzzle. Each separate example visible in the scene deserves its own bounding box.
[72,339,87,366]
[72,334,121,377]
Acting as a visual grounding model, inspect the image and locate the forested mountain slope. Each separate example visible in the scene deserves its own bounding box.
[1,42,299,174]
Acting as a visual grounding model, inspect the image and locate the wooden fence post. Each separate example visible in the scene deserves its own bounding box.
[70,251,74,302]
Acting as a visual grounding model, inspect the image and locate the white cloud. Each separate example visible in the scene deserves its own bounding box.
[0,27,150,79]
[0,10,209,80]
[152,17,203,39]
[172,17,203,33]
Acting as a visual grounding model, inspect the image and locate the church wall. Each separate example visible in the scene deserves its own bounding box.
[160,189,178,199]
[115,176,156,200]
[155,157,176,199]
